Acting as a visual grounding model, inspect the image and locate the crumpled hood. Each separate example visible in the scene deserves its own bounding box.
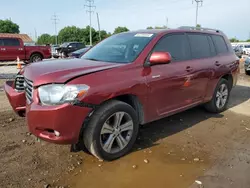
[24,58,123,86]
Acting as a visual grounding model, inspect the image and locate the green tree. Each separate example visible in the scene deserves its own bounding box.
[246,39,250,42]
[37,34,53,45]
[0,19,20,33]
[147,26,153,29]
[230,38,239,43]
[196,24,201,28]
[82,26,99,45]
[58,26,85,44]
[113,26,129,34]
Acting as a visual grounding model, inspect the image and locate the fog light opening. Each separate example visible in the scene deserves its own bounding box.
[54,130,60,137]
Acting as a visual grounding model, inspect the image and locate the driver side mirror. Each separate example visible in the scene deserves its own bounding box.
[148,52,172,66]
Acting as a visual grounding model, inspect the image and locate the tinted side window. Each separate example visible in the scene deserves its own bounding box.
[0,39,3,46]
[3,38,20,46]
[188,34,211,59]
[69,43,77,48]
[207,36,216,56]
[153,34,191,61]
[212,35,228,54]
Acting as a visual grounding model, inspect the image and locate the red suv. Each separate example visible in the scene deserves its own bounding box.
[4,27,239,161]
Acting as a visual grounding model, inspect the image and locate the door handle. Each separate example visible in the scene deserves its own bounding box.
[215,61,221,66]
[18,48,23,51]
[186,66,193,72]
[0,48,6,51]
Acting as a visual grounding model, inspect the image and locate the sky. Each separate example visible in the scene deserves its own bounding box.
[1,0,250,40]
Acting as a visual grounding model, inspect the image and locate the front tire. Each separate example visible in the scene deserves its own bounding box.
[83,100,139,161]
[204,78,230,113]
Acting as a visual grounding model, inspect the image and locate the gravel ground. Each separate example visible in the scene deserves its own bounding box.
[0,62,250,188]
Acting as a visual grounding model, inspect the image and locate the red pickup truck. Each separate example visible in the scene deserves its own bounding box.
[0,37,51,62]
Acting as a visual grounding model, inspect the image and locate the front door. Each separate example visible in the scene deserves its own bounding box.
[145,33,197,116]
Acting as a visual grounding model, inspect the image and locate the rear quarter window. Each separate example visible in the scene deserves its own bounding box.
[211,35,228,54]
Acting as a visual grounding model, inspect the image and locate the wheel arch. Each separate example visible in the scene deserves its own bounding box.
[221,74,233,90]
[30,52,44,59]
[113,94,145,125]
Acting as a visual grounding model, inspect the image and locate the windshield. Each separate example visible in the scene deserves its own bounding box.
[82,32,155,63]
[60,42,69,47]
[245,45,250,48]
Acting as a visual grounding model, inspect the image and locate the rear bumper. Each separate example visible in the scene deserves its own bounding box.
[4,81,26,116]
[26,103,92,144]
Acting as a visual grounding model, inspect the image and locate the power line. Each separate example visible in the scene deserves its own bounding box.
[192,0,203,26]
[51,13,59,45]
[84,0,96,46]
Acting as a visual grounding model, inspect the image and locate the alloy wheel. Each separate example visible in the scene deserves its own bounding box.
[216,83,228,109]
[100,112,134,154]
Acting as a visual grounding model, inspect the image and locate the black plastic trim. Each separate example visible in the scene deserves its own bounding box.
[73,100,99,109]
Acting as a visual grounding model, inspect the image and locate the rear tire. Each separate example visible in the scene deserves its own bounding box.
[30,53,42,63]
[83,100,139,161]
[204,78,230,113]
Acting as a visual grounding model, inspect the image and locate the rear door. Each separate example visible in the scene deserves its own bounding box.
[186,33,215,101]
[2,38,25,61]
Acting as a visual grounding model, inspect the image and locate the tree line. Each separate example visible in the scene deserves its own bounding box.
[1,19,250,45]
[37,26,129,45]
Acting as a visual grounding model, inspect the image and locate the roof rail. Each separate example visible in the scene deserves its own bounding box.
[178,26,223,34]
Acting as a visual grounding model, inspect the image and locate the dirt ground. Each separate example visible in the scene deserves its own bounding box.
[0,63,250,188]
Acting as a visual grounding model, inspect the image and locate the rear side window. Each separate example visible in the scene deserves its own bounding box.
[0,39,3,46]
[153,34,191,61]
[207,36,217,56]
[211,35,228,54]
[188,34,211,59]
[2,38,20,46]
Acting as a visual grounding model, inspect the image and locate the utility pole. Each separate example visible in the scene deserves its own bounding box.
[166,17,168,28]
[84,0,96,46]
[51,13,59,45]
[192,0,203,27]
[34,28,37,42]
[96,12,101,41]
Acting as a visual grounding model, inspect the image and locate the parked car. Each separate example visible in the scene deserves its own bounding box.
[0,37,51,63]
[233,46,243,58]
[242,44,250,55]
[245,57,250,75]
[4,26,239,161]
[55,42,85,58]
[69,47,91,58]
[51,45,59,58]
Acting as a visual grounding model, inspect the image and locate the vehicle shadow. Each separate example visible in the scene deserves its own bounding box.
[134,84,250,151]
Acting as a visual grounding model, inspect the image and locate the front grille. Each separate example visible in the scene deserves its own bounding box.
[15,75,25,92]
[24,78,33,104]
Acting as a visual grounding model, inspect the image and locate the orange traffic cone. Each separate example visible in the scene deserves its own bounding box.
[17,57,22,69]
